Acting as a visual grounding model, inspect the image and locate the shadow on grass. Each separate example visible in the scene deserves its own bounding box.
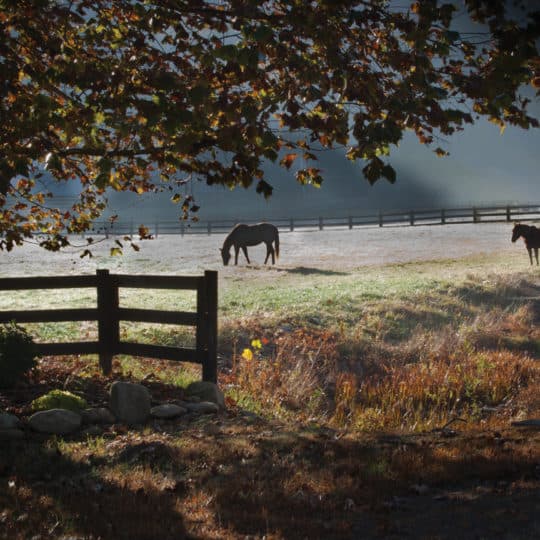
[187,423,540,539]
[0,435,197,540]
[1,372,539,539]
[0,370,197,539]
[357,276,540,349]
[284,266,349,276]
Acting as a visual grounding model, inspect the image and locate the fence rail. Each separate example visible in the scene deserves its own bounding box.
[90,203,540,237]
[0,269,218,383]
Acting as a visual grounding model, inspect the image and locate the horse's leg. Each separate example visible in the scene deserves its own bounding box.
[234,246,240,265]
[270,243,275,264]
[528,248,533,265]
[241,246,250,264]
[535,248,539,265]
[264,242,272,264]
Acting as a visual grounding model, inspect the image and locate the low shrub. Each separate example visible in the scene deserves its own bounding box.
[0,322,38,388]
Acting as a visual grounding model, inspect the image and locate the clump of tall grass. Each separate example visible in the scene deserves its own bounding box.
[349,348,536,431]
[224,330,337,420]
[227,304,539,432]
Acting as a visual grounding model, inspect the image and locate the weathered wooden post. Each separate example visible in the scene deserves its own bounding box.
[410,211,415,226]
[506,206,511,222]
[96,269,119,375]
[441,208,446,224]
[348,216,353,229]
[289,218,294,232]
[197,271,218,383]
[318,217,324,230]
[379,211,383,227]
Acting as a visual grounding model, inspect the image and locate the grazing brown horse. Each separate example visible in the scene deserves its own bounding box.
[511,223,540,265]
[220,223,280,265]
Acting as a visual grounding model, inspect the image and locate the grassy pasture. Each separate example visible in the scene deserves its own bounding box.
[2,251,539,431]
[1,239,540,539]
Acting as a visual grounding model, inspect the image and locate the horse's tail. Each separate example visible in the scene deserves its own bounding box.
[274,227,280,259]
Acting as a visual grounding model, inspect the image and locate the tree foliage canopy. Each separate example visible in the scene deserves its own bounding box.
[1,0,539,251]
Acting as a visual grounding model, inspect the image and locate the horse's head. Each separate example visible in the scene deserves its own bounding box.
[220,248,231,266]
[511,223,523,243]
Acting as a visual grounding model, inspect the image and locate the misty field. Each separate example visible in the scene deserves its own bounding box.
[0,221,522,277]
[2,222,540,539]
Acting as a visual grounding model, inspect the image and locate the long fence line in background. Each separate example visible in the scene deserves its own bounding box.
[0,270,218,383]
[91,203,540,238]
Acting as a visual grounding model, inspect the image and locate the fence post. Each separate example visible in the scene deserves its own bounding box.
[318,217,323,230]
[289,218,294,232]
[410,211,415,226]
[207,222,212,235]
[96,269,119,375]
[379,211,383,227]
[473,207,478,223]
[155,221,159,238]
[348,216,353,229]
[197,271,218,384]
[441,209,446,224]
[506,206,511,222]
[180,220,185,236]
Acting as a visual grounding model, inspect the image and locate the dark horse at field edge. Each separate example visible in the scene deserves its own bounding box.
[511,223,540,265]
[220,223,280,266]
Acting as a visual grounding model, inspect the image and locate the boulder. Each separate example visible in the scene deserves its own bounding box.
[109,382,151,425]
[81,407,116,425]
[184,381,225,409]
[28,409,82,434]
[0,429,25,440]
[150,404,187,419]
[0,412,22,430]
[184,401,219,415]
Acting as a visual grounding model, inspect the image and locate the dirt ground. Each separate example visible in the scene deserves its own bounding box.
[0,222,521,278]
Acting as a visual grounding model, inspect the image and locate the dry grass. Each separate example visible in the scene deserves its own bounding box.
[224,275,540,433]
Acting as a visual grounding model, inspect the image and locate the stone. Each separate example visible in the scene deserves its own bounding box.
[150,404,187,419]
[0,412,22,430]
[109,382,151,425]
[28,409,82,434]
[184,381,225,409]
[511,419,540,428]
[81,407,116,425]
[0,428,25,440]
[81,425,103,437]
[184,401,219,414]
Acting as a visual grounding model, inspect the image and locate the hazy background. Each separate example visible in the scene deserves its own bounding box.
[100,103,540,224]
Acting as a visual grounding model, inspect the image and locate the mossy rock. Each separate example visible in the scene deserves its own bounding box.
[31,390,88,413]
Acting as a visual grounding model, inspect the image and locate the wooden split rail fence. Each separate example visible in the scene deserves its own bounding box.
[90,203,540,237]
[0,270,218,383]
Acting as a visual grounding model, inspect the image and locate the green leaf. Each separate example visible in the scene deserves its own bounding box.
[189,85,210,105]
[216,44,238,61]
[381,164,396,183]
[253,25,274,43]
[256,179,273,198]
